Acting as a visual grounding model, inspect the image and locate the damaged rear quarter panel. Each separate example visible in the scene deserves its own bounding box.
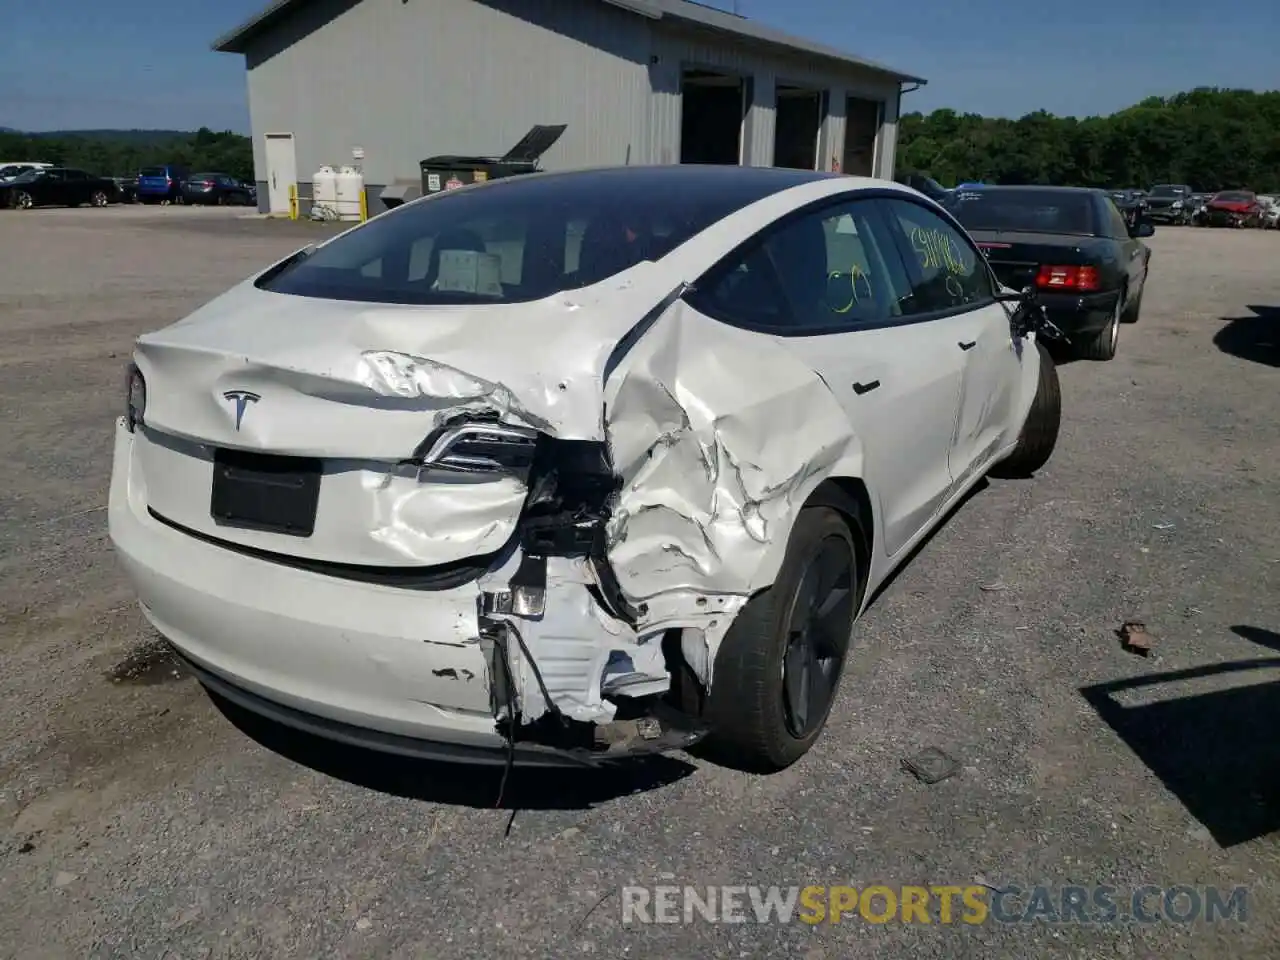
[603,299,865,620]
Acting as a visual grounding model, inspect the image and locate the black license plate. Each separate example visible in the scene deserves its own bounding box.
[210,448,322,537]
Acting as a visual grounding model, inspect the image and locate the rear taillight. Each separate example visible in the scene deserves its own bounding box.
[1036,264,1100,292]
[418,422,539,474]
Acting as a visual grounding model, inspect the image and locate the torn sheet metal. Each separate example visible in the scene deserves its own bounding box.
[133,261,676,459]
[480,557,668,724]
[603,300,858,624]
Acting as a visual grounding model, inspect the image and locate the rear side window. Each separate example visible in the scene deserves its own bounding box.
[1102,199,1131,239]
[881,198,994,315]
[689,198,915,331]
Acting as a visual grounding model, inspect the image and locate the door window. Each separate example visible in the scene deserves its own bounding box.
[64,170,89,181]
[690,198,916,331]
[881,198,994,315]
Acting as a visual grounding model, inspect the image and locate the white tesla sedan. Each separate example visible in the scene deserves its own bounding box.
[109,166,1061,772]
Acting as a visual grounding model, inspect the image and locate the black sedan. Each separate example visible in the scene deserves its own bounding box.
[181,173,255,206]
[947,186,1153,362]
[1,167,120,209]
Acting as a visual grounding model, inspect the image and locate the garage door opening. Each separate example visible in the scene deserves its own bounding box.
[680,69,746,165]
[773,85,823,170]
[843,97,882,177]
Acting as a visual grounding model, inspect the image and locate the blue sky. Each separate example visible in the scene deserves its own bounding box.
[0,0,1273,132]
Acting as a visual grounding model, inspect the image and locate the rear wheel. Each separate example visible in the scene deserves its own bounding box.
[701,506,863,772]
[1077,295,1121,361]
[90,190,109,207]
[1121,280,1145,324]
[14,191,33,210]
[990,340,1061,479]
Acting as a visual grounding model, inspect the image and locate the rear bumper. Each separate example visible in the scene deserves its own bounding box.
[1146,206,1185,221]
[107,419,695,766]
[1038,289,1121,336]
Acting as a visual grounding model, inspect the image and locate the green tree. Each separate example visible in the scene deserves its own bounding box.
[897,88,1280,193]
[0,129,253,181]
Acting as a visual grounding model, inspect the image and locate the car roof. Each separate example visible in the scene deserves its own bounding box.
[494,163,843,193]
[410,164,855,214]
[958,184,1100,195]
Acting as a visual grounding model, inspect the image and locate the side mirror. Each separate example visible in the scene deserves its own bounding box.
[1131,221,1155,238]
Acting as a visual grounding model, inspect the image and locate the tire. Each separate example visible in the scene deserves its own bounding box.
[91,191,109,207]
[989,340,1061,479]
[14,191,33,210]
[701,505,863,772]
[1121,280,1145,325]
[1076,293,1121,361]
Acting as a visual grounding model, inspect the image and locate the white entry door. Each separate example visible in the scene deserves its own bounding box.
[264,132,297,214]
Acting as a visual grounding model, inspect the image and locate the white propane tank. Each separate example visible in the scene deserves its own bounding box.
[312,165,339,218]
[335,166,365,221]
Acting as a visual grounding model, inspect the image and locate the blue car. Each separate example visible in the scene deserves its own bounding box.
[136,164,191,204]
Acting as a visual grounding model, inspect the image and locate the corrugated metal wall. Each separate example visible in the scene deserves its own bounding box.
[242,0,908,189]
[245,0,652,186]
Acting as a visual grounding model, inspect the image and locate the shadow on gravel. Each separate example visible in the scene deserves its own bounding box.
[1080,625,1280,847]
[1213,305,1280,367]
[865,477,990,610]
[208,691,697,811]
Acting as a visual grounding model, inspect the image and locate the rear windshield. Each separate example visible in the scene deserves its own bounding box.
[259,169,781,305]
[1214,191,1253,202]
[139,167,166,177]
[948,190,1095,235]
[1150,185,1187,197]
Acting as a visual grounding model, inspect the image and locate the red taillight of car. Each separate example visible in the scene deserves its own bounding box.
[1036,264,1100,292]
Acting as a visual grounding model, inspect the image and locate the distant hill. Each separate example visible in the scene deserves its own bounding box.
[11,129,197,143]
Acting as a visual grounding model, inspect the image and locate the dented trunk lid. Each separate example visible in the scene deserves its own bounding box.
[132,271,670,566]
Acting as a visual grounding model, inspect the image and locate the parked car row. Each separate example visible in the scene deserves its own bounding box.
[0,162,257,210]
[130,166,257,206]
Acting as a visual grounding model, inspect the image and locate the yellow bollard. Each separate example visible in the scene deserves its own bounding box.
[359,188,368,223]
[288,183,298,220]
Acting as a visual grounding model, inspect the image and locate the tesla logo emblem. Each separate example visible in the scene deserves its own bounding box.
[223,390,260,430]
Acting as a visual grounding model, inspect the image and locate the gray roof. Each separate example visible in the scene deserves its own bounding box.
[211,0,926,84]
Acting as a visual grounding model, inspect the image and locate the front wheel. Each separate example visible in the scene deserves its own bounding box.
[91,191,109,207]
[701,506,862,772]
[14,191,33,209]
[989,340,1061,479]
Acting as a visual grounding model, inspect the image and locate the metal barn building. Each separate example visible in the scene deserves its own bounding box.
[214,0,926,215]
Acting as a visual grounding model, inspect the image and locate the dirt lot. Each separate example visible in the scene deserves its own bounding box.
[1,204,1278,958]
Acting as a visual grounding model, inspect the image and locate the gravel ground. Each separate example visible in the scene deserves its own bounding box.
[1,204,1278,959]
